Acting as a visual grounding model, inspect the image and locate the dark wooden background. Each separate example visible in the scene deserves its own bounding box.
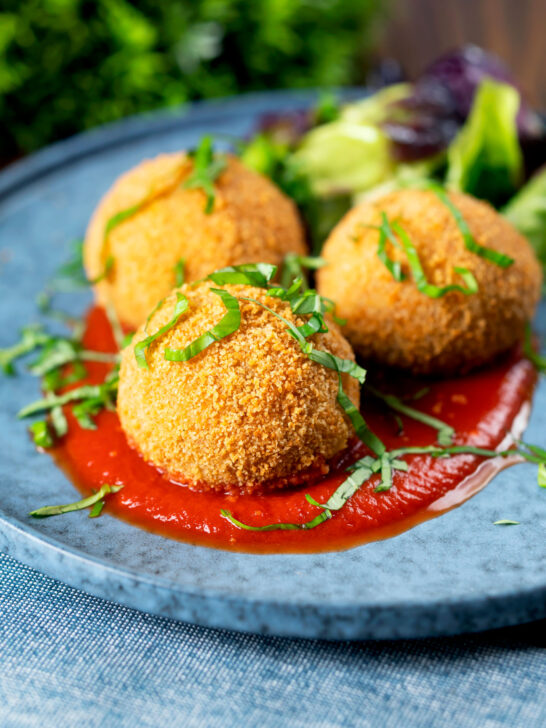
[380,0,545,108]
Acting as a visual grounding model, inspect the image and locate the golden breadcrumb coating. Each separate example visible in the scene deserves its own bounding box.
[84,153,306,329]
[317,189,542,375]
[117,283,359,491]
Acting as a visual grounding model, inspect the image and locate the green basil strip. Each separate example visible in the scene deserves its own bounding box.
[89,500,106,518]
[280,253,326,289]
[519,440,546,461]
[238,295,376,451]
[538,462,546,488]
[29,421,54,449]
[337,385,386,457]
[164,288,240,362]
[18,375,117,420]
[307,465,375,512]
[240,296,306,344]
[104,204,143,241]
[0,326,49,376]
[134,292,189,369]
[183,136,227,214]
[50,403,68,437]
[367,385,455,446]
[375,452,394,492]
[524,323,546,374]
[88,256,114,284]
[174,258,186,287]
[388,218,478,298]
[296,313,329,338]
[29,339,118,377]
[304,347,367,385]
[220,508,332,532]
[105,300,125,351]
[144,297,167,333]
[377,225,405,282]
[18,385,104,419]
[493,519,520,526]
[29,483,123,519]
[288,290,327,316]
[206,263,277,288]
[427,182,514,268]
[268,277,304,300]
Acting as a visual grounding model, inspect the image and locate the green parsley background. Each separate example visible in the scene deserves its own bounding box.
[0,0,386,162]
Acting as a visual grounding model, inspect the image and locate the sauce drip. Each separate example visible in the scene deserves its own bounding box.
[51,307,536,553]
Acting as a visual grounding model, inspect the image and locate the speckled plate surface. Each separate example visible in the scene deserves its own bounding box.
[1,90,545,641]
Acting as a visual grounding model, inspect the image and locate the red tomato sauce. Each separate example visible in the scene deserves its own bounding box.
[51,306,537,553]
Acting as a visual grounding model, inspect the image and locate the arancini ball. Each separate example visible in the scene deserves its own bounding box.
[117,282,360,492]
[84,152,306,329]
[317,188,542,375]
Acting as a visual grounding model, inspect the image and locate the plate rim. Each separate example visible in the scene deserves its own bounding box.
[1,88,545,640]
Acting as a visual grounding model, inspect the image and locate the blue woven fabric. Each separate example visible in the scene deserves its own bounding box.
[1,553,545,728]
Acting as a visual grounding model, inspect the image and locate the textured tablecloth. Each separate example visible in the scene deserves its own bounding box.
[1,553,545,728]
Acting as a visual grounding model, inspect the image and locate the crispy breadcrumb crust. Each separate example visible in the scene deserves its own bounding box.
[317,189,542,375]
[84,153,306,329]
[117,283,360,491]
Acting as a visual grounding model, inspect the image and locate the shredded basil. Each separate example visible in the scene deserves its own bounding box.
[29,421,54,449]
[0,325,49,375]
[183,136,227,214]
[89,255,114,284]
[238,295,383,457]
[104,204,142,242]
[386,217,479,298]
[223,438,546,533]
[377,225,405,282]
[18,378,118,420]
[280,253,326,289]
[308,461,376,511]
[206,263,277,288]
[29,483,123,519]
[105,300,125,351]
[493,519,520,526]
[28,338,118,377]
[336,383,385,457]
[524,323,546,374]
[306,347,366,384]
[164,288,240,362]
[89,500,106,518]
[50,401,68,437]
[174,258,186,287]
[366,385,455,446]
[221,508,331,532]
[134,292,189,369]
[144,297,166,333]
[427,182,515,268]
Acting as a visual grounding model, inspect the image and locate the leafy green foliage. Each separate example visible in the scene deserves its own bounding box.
[503,166,546,286]
[446,79,523,206]
[0,0,384,159]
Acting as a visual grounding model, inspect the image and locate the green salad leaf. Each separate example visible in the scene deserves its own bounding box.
[446,79,523,206]
[504,165,546,285]
[293,120,394,197]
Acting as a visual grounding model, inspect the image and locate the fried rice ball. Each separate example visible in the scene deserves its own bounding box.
[317,188,542,375]
[84,152,306,329]
[117,283,359,492]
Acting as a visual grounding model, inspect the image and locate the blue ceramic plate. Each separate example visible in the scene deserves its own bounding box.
[1,91,545,640]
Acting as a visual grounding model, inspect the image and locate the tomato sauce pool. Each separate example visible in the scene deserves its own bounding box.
[50,307,537,553]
